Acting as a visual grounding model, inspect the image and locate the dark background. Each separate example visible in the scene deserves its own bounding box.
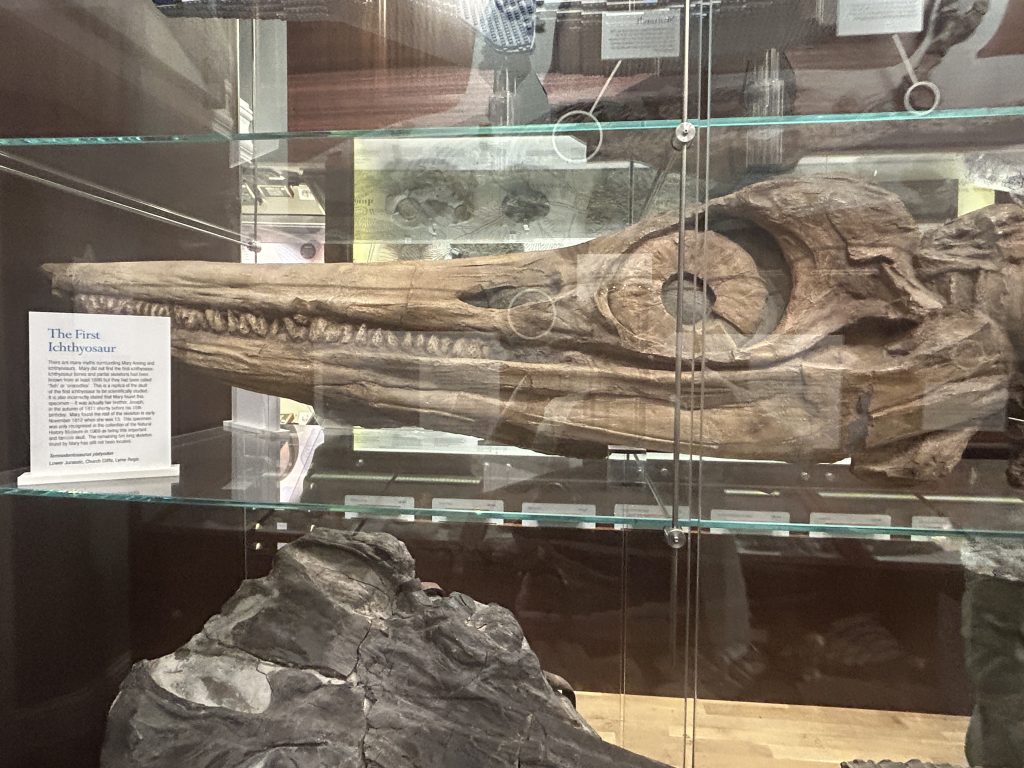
[0,3,237,765]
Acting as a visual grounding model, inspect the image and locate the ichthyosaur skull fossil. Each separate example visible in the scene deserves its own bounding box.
[43,176,1024,484]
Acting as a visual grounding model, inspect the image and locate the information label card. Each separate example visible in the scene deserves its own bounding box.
[19,312,178,486]
[602,8,681,60]
[837,0,924,36]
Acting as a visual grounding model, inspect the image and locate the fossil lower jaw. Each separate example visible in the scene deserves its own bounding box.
[72,293,499,359]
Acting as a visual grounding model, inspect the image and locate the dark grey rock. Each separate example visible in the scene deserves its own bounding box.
[102,528,667,767]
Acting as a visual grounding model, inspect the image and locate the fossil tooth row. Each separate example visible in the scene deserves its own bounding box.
[72,293,493,358]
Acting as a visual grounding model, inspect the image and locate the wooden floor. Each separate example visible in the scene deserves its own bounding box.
[576,693,970,768]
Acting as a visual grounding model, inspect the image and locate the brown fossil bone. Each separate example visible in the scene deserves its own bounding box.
[43,176,1024,484]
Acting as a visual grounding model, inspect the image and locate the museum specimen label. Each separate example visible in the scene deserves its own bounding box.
[19,311,178,486]
[601,8,681,60]
[837,0,924,36]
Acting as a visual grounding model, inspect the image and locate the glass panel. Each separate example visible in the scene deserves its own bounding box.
[8,119,1020,528]
[0,3,694,767]
[694,527,1024,768]
[3,0,1022,147]
[8,1,1024,766]
[705,0,1023,120]
[0,127,680,532]
[690,0,1024,756]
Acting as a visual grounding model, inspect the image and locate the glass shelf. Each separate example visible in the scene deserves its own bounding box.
[3,426,1024,540]
[0,111,1018,262]
[3,106,1024,147]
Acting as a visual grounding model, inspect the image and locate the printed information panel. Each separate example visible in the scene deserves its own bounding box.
[601,8,681,60]
[837,0,923,36]
[19,312,178,486]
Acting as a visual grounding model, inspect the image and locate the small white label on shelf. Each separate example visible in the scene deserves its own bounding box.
[20,312,178,487]
[837,0,924,36]
[343,495,414,508]
[601,8,681,60]
[808,512,892,540]
[275,521,288,531]
[612,503,674,530]
[613,503,676,519]
[343,495,415,520]
[709,510,791,537]
[431,498,505,512]
[457,516,503,526]
[522,502,598,529]
[430,498,505,525]
[911,515,954,542]
[354,427,482,454]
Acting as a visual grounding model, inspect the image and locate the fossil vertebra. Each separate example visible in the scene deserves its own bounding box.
[44,176,1024,484]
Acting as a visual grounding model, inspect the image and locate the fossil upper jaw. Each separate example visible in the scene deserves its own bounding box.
[42,253,695,457]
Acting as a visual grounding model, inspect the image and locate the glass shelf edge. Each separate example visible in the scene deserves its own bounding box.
[1,486,1022,538]
[1,106,1021,147]
[0,120,675,147]
[701,105,1024,128]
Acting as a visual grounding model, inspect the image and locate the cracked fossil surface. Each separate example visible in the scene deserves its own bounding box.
[102,528,665,767]
[44,175,1024,484]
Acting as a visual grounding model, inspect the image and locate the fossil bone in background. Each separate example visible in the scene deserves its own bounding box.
[44,176,1024,484]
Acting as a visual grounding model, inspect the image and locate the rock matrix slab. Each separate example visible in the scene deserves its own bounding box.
[102,528,667,768]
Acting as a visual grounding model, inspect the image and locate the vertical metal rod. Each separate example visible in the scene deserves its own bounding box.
[670,545,681,667]
[691,6,715,768]
[619,529,629,737]
[244,506,252,578]
[671,3,694,767]
[683,5,706,763]
[683,2,707,760]
[249,18,261,252]
[671,4,693,532]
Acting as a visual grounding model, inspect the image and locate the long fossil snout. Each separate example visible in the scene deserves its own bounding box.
[40,177,1024,484]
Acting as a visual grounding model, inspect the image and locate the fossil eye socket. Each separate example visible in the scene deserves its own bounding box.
[661,273,717,326]
[601,228,782,362]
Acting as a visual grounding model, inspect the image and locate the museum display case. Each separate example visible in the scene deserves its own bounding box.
[2,1,1024,767]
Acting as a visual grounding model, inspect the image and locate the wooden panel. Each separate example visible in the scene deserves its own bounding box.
[576,693,969,768]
